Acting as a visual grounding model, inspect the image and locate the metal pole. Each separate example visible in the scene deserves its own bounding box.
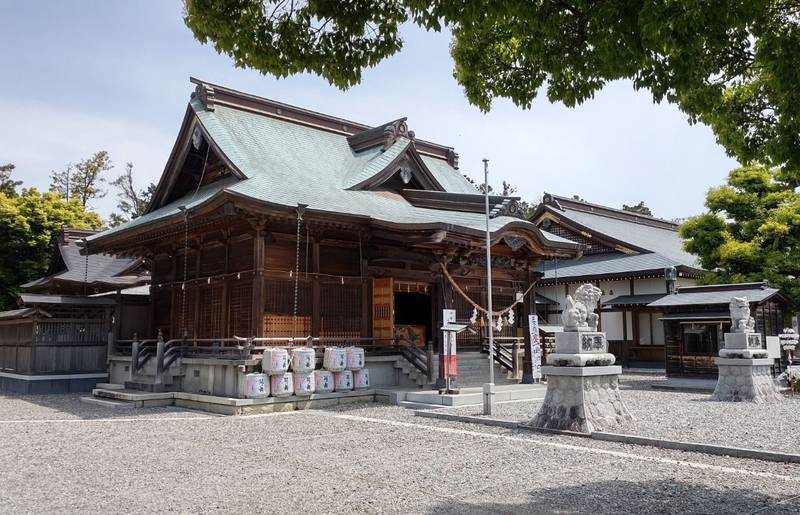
[483,158,495,415]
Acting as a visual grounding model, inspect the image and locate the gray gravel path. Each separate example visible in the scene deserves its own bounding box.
[1,396,800,513]
[439,375,800,454]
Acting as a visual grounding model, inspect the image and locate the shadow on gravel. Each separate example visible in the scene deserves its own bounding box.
[426,479,793,515]
[0,393,183,421]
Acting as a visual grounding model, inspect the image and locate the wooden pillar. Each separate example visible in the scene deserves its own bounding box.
[193,238,202,341]
[221,231,230,337]
[311,240,321,337]
[252,222,266,338]
[521,269,535,384]
[360,257,370,338]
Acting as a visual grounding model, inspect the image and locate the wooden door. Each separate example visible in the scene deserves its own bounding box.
[372,277,394,346]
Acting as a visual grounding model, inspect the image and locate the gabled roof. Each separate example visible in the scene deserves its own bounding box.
[87,79,580,258]
[533,193,700,267]
[21,228,149,292]
[539,252,699,282]
[649,282,783,307]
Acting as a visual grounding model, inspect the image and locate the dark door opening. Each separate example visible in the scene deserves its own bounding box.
[394,292,431,347]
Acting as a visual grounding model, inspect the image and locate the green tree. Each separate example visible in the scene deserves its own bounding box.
[108,162,156,227]
[184,1,800,177]
[622,201,653,217]
[0,163,21,197]
[680,165,800,304]
[50,151,111,207]
[0,189,102,309]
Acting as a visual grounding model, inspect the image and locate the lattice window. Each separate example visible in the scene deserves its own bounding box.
[229,280,253,338]
[228,237,253,272]
[197,284,224,338]
[151,287,172,337]
[200,244,226,277]
[173,286,196,338]
[264,278,312,337]
[175,249,197,281]
[321,282,361,339]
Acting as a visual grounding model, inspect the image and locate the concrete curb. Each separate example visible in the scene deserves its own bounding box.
[415,410,800,464]
[415,410,519,429]
[591,432,800,464]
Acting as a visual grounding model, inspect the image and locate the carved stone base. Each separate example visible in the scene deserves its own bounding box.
[711,358,783,403]
[530,367,633,433]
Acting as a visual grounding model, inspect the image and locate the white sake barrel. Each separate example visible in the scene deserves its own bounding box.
[245,373,269,398]
[345,347,365,370]
[334,370,353,391]
[323,347,347,372]
[353,369,370,390]
[270,372,294,397]
[291,348,316,373]
[262,348,290,375]
[315,370,335,393]
[293,372,315,396]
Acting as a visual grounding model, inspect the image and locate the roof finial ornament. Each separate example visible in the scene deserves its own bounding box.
[193,83,216,111]
[446,149,459,169]
[383,118,413,149]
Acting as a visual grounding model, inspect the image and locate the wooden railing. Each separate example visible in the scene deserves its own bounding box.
[481,337,524,376]
[115,334,434,386]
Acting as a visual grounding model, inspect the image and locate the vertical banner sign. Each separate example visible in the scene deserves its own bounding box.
[528,314,542,380]
[442,309,458,378]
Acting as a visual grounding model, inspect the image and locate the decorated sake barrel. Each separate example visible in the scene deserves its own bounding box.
[353,368,370,390]
[323,347,347,372]
[293,372,315,396]
[270,372,294,397]
[291,348,316,373]
[334,370,353,391]
[315,370,335,393]
[345,347,365,370]
[262,348,290,375]
[245,373,269,398]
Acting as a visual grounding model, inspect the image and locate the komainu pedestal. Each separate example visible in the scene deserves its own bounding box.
[530,284,632,433]
[711,297,783,403]
[532,365,632,433]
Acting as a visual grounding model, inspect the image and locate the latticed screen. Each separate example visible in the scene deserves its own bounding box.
[321,282,361,339]
[228,237,253,272]
[173,286,196,338]
[546,223,612,255]
[151,287,172,337]
[175,249,197,281]
[263,278,311,337]
[229,280,252,338]
[200,244,225,276]
[152,255,173,283]
[197,283,224,338]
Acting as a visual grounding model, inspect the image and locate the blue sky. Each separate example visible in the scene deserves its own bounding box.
[0,1,738,220]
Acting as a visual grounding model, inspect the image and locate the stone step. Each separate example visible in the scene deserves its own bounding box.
[95,383,125,390]
[405,384,546,407]
[79,396,136,409]
[93,388,174,402]
[398,400,445,410]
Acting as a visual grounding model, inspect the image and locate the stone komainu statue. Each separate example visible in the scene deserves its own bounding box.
[729,296,756,333]
[561,283,603,332]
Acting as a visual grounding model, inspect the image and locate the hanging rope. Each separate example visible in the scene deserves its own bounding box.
[180,141,211,339]
[439,263,534,317]
[291,207,304,341]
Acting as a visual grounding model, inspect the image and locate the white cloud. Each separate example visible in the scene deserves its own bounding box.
[0,101,172,218]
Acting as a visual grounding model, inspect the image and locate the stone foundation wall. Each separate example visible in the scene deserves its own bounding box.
[531,372,632,433]
[712,363,783,403]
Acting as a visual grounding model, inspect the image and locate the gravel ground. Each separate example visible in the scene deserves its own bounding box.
[2,396,800,513]
[439,375,800,454]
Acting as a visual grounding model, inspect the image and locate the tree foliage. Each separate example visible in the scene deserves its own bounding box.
[0,164,22,197]
[108,162,156,227]
[50,151,111,208]
[680,165,800,304]
[0,189,102,309]
[184,1,800,178]
[622,201,653,217]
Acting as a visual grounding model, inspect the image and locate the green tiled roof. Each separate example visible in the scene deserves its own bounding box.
[90,98,562,246]
[540,252,684,280]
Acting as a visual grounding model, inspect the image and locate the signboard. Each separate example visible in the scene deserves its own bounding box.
[441,309,458,377]
[528,314,542,380]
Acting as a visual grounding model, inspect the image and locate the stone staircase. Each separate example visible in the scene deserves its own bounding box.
[453,351,520,387]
